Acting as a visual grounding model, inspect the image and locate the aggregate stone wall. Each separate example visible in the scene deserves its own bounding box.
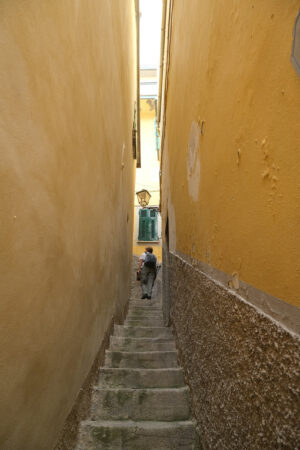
[164,251,300,449]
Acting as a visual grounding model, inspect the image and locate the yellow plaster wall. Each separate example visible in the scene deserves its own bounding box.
[0,1,136,449]
[162,0,300,307]
[133,244,162,263]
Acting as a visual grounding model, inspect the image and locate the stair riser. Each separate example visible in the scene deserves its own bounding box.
[105,351,178,369]
[77,421,197,450]
[127,312,163,319]
[111,336,173,344]
[125,320,165,327]
[98,368,185,389]
[128,310,162,315]
[110,341,175,352]
[126,317,164,323]
[114,326,172,339]
[128,306,162,312]
[128,308,162,313]
[128,305,162,310]
[91,388,190,421]
[129,302,161,308]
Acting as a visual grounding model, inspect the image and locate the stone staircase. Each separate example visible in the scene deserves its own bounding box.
[76,297,199,449]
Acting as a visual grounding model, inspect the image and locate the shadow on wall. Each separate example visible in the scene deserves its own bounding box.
[162,215,172,326]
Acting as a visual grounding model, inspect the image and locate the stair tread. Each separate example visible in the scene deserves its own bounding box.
[99,367,183,372]
[106,350,177,355]
[91,385,190,421]
[110,337,175,343]
[98,367,185,388]
[81,419,195,428]
[115,325,170,330]
[94,386,189,392]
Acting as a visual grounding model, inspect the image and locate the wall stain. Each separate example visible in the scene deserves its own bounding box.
[186,121,201,202]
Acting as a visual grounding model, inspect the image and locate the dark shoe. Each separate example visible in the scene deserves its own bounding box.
[147,295,151,299]
[141,294,147,299]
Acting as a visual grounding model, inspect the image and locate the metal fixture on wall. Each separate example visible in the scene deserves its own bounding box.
[136,189,151,207]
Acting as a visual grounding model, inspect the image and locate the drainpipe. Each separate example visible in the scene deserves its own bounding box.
[135,0,141,168]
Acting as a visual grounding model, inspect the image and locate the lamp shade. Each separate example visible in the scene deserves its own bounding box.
[136,189,151,207]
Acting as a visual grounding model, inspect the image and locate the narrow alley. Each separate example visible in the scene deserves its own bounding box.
[76,264,199,449]
[1,1,299,450]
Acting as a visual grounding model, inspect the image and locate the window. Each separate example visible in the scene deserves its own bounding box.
[138,208,159,241]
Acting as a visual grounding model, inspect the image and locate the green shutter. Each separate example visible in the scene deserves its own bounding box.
[138,209,149,240]
[138,209,158,241]
[150,210,158,241]
[151,220,155,239]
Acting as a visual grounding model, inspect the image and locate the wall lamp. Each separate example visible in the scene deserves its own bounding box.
[136,189,151,207]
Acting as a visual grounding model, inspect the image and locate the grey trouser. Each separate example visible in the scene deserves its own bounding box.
[141,266,156,297]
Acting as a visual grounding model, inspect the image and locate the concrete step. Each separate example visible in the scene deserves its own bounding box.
[126,315,163,323]
[77,420,198,450]
[129,301,162,308]
[124,322,165,330]
[114,325,172,339]
[91,387,190,421]
[110,336,176,352]
[127,311,163,319]
[105,351,178,369]
[127,309,163,316]
[128,305,162,312]
[98,368,185,389]
[124,317,164,327]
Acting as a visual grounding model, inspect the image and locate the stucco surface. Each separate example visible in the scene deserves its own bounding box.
[164,250,300,450]
[0,1,136,449]
[161,0,300,306]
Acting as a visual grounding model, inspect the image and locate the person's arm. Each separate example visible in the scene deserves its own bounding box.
[138,253,145,272]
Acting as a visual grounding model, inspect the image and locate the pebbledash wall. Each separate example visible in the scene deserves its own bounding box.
[159,1,300,449]
[0,2,137,449]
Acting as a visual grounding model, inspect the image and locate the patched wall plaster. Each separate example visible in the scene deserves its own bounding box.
[187,121,200,202]
[167,197,177,252]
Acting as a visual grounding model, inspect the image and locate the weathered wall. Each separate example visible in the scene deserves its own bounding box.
[162,0,300,307]
[0,1,137,449]
[161,1,300,448]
